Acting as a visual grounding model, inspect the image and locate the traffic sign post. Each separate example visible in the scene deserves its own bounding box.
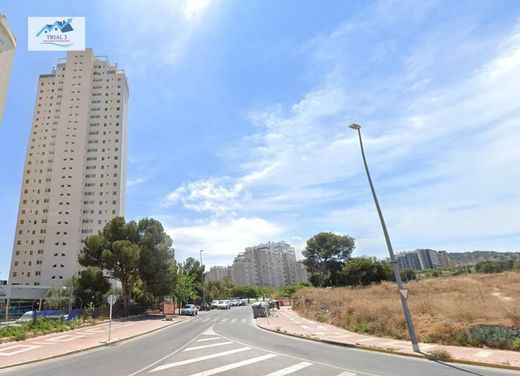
[107,294,117,342]
[399,288,409,300]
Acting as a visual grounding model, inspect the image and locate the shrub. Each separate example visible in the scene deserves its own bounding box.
[427,349,452,361]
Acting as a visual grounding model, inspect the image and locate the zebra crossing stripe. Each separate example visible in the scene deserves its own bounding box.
[184,341,233,352]
[195,337,221,342]
[221,318,228,322]
[148,347,252,372]
[187,353,277,376]
[231,318,237,323]
[264,361,312,376]
[241,319,246,323]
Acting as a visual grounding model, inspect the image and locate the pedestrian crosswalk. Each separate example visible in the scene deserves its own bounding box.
[147,330,357,376]
[199,317,252,324]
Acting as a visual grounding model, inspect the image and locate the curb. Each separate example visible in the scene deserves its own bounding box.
[255,321,520,372]
[0,317,188,370]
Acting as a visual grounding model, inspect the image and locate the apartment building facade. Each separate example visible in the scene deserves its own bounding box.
[8,49,128,287]
[396,249,451,271]
[0,14,16,125]
[229,241,308,288]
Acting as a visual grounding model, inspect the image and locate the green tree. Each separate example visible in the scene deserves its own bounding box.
[173,271,198,305]
[341,257,391,286]
[45,278,78,310]
[475,260,514,273]
[278,283,309,297]
[230,284,258,299]
[400,269,417,282]
[303,232,355,287]
[137,218,175,303]
[79,217,140,315]
[76,266,110,307]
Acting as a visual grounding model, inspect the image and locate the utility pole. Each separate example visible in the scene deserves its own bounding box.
[349,123,420,353]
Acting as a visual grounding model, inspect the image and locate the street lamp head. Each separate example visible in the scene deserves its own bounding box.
[348,123,361,130]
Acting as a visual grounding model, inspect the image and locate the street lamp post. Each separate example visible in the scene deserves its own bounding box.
[349,123,421,353]
[199,250,206,309]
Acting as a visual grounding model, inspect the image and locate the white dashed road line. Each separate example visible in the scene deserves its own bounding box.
[264,361,313,375]
[186,353,277,376]
[148,347,252,373]
[184,342,233,352]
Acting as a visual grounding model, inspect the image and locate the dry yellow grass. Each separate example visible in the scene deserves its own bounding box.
[292,272,520,347]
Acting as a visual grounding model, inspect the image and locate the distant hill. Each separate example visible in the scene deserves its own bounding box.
[448,251,520,266]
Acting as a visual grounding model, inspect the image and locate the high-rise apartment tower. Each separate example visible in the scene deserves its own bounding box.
[9,49,128,287]
[0,14,16,125]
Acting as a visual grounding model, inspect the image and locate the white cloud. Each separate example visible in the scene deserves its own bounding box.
[167,178,247,215]
[163,3,520,260]
[167,217,282,265]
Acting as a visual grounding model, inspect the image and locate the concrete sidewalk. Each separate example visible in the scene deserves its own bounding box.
[0,315,188,369]
[256,306,520,371]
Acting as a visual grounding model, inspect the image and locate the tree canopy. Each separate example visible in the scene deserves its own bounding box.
[303,232,355,287]
[341,256,391,286]
[78,216,175,312]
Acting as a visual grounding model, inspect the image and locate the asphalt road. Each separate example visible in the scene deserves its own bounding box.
[0,306,517,376]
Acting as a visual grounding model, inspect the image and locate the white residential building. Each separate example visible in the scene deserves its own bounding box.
[230,241,308,287]
[8,49,128,287]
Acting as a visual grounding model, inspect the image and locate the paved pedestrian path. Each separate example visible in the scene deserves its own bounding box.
[0,315,187,369]
[256,306,520,370]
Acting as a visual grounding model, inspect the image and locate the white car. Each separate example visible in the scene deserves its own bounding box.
[216,300,231,310]
[180,304,198,316]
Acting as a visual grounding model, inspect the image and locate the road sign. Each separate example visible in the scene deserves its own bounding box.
[107,294,117,305]
[399,288,409,300]
[106,294,117,342]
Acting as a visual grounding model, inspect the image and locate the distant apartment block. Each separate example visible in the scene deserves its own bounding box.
[0,14,16,125]
[396,249,451,271]
[206,265,231,282]
[8,49,128,287]
[208,241,308,288]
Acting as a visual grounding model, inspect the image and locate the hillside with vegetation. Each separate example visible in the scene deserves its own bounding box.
[292,272,520,350]
[448,251,520,265]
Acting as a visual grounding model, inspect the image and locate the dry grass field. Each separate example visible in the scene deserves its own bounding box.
[292,272,520,349]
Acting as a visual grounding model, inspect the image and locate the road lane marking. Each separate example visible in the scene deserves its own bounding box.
[0,345,39,356]
[184,341,233,351]
[126,326,211,376]
[187,353,277,376]
[219,329,380,376]
[148,347,252,373]
[44,334,84,342]
[336,372,357,376]
[195,337,222,342]
[264,361,312,375]
[231,318,237,323]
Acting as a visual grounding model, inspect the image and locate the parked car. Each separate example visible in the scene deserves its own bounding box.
[180,304,198,316]
[198,302,211,311]
[15,310,67,323]
[230,299,240,307]
[210,300,220,309]
[216,300,231,310]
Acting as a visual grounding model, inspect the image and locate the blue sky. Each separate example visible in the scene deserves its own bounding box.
[1,0,520,278]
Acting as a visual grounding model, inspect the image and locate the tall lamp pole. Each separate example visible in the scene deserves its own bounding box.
[349,123,420,353]
[199,250,205,308]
